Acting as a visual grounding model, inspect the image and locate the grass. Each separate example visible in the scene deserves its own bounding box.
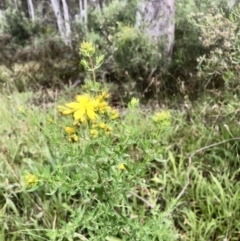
[1,87,240,240]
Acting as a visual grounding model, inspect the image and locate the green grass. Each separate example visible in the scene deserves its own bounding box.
[1,89,240,240]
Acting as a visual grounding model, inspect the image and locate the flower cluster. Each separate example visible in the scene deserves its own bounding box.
[58,91,119,141]
[65,126,79,142]
[24,174,38,188]
[90,122,113,138]
[152,111,171,128]
[80,41,95,57]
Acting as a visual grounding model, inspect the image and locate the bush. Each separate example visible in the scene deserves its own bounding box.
[87,0,170,99]
[0,35,83,92]
[0,41,179,241]
[188,6,240,91]
[3,8,41,45]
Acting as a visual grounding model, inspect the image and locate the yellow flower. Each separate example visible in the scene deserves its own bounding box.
[95,100,109,114]
[65,126,75,135]
[80,41,95,56]
[97,91,110,102]
[90,129,98,138]
[58,94,99,122]
[18,106,24,113]
[64,127,78,142]
[73,120,81,126]
[99,123,106,129]
[101,91,110,99]
[68,134,79,142]
[152,111,171,122]
[57,105,74,115]
[24,174,38,188]
[119,163,125,171]
[92,123,98,129]
[104,126,112,135]
[110,109,119,120]
[48,118,54,123]
[152,111,171,128]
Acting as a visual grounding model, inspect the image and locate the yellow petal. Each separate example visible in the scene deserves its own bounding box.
[65,126,75,134]
[90,129,98,138]
[71,134,79,142]
[62,109,74,115]
[101,91,110,99]
[74,109,85,120]
[76,94,91,104]
[86,108,98,120]
[119,163,125,170]
[79,116,87,123]
[65,102,81,109]
[99,123,106,129]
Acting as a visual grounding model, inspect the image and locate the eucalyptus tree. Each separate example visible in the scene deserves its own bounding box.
[136,0,175,59]
[50,0,71,46]
[27,0,34,21]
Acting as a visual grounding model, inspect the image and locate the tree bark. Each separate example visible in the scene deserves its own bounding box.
[13,0,18,10]
[136,0,175,57]
[79,0,88,23]
[27,0,35,21]
[61,0,71,46]
[50,0,69,45]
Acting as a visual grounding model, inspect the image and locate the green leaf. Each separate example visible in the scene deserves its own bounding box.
[80,59,90,69]
[106,236,122,241]
[95,186,104,201]
[6,198,19,216]
[96,55,105,66]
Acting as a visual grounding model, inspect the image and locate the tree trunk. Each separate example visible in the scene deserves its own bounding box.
[136,0,175,57]
[27,0,35,21]
[13,0,18,10]
[50,0,68,45]
[61,0,71,46]
[79,0,88,23]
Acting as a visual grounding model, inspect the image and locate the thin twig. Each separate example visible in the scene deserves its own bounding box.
[129,191,155,209]
[176,137,240,200]
[0,153,20,182]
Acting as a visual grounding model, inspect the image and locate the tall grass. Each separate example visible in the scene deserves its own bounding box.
[1,88,240,240]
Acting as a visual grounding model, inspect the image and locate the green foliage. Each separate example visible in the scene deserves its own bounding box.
[3,8,40,45]
[163,94,240,240]
[2,2,240,240]
[2,0,240,98]
[170,0,240,98]
[87,0,167,98]
[88,0,137,36]
[0,37,81,92]
[113,25,164,85]
[2,81,240,240]
[0,44,178,241]
[188,6,240,91]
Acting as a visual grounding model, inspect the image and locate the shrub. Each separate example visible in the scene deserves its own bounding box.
[188,6,240,91]
[0,41,179,241]
[170,0,240,98]
[3,8,41,45]
[87,0,170,99]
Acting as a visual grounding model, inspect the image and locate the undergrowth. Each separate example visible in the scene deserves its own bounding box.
[1,41,240,241]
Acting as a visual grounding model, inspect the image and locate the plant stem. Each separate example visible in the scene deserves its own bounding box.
[89,56,96,83]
